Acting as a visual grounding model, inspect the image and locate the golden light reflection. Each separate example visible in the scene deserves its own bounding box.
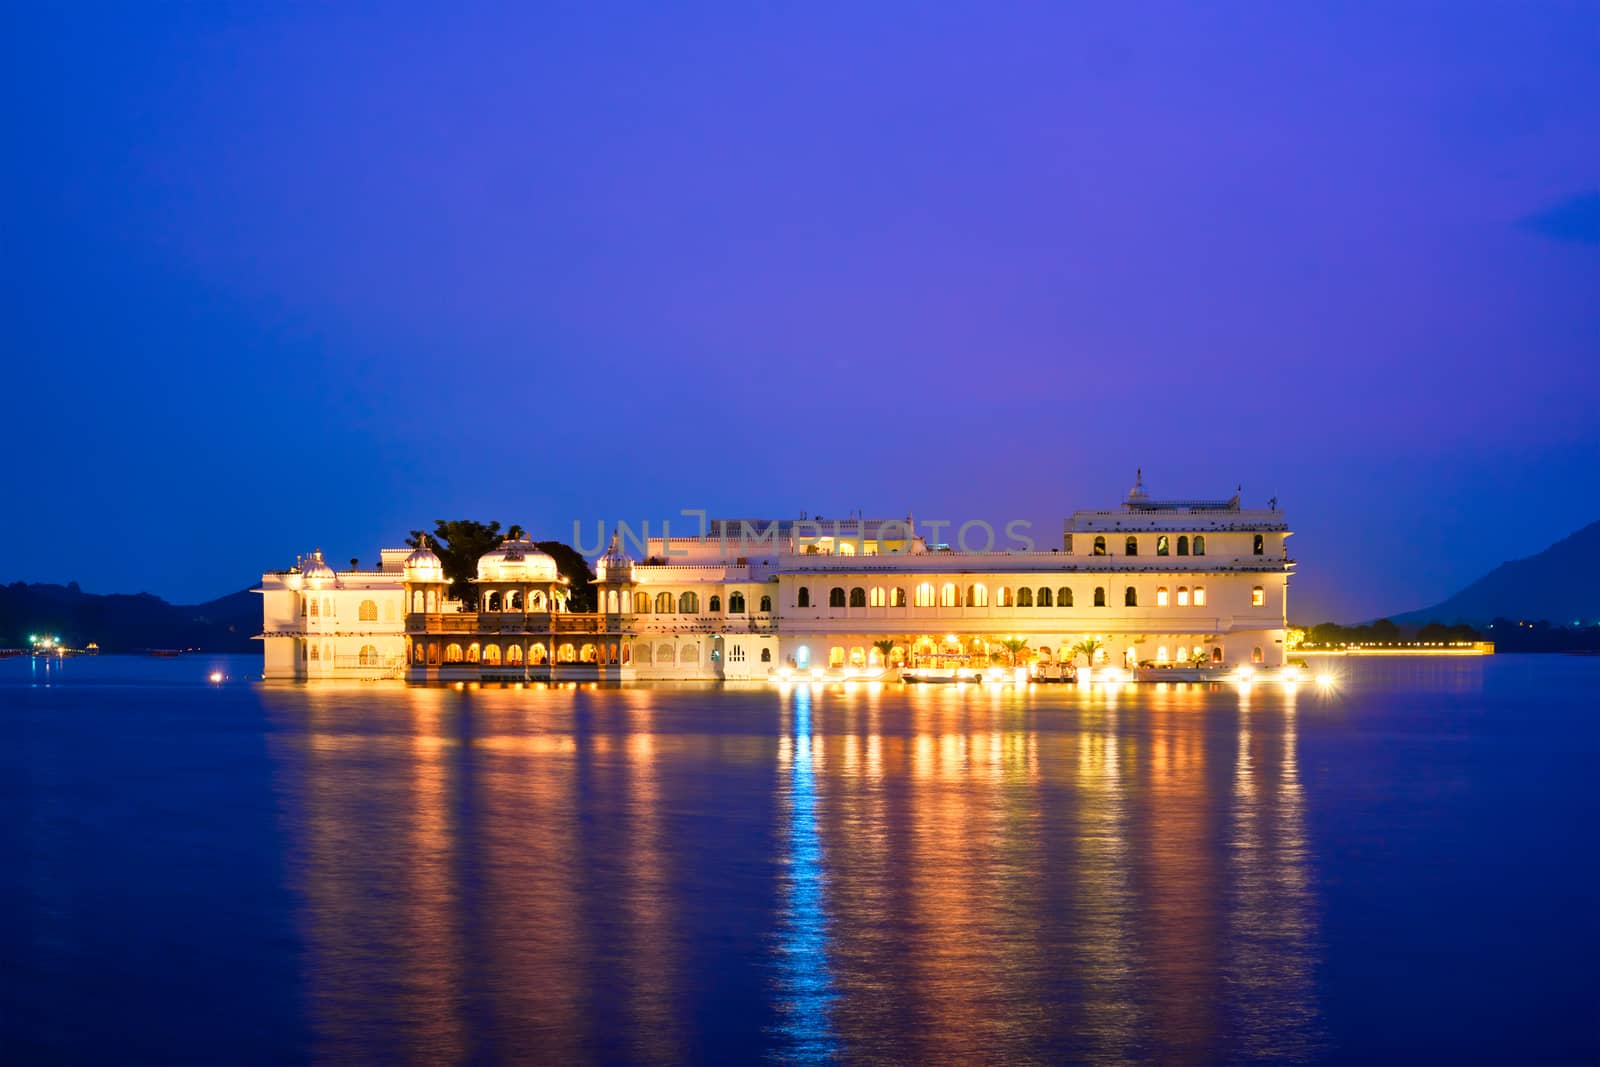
[268,679,1323,1062]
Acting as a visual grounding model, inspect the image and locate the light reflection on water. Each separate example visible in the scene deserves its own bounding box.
[267,679,1327,1063]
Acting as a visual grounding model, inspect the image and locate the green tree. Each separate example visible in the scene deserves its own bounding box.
[1069,636,1104,667]
[872,638,897,667]
[407,520,524,610]
[998,637,1029,666]
[535,540,597,614]
[406,521,596,613]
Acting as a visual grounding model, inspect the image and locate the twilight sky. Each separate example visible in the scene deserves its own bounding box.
[3,3,1597,621]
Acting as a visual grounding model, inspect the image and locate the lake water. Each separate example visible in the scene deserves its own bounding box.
[1,654,1595,1064]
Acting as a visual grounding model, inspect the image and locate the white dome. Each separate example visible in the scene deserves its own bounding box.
[597,529,632,581]
[1127,468,1149,502]
[301,548,337,585]
[404,542,444,581]
[477,533,560,582]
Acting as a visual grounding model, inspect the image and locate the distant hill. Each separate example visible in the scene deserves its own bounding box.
[0,582,259,653]
[1392,520,1600,627]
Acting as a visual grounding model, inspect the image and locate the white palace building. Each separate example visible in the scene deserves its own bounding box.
[258,474,1294,682]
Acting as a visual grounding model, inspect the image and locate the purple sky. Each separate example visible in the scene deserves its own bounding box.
[4,4,1596,621]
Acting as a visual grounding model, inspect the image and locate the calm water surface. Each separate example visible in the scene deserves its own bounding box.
[2,655,1596,1064]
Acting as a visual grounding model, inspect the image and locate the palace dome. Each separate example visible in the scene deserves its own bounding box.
[404,542,444,581]
[1127,468,1150,503]
[597,529,633,581]
[301,548,337,585]
[477,533,560,582]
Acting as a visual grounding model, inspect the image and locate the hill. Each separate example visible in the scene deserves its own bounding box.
[0,582,259,653]
[1392,520,1600,627]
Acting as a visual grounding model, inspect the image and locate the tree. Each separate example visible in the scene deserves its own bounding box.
[998,637,1028,666]
[1069,637,1104,667]
[407,520,523,610]
[872,638,897,667]
[405,521,595,613]
[535,541,597,614]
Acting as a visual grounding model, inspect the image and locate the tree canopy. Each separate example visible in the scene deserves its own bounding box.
[405,520,594,612]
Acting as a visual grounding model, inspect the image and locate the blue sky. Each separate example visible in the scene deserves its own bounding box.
[3,3,1596,620]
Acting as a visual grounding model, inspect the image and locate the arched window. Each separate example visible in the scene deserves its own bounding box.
[849,587,866,608]
[506,644,523,665]
[483,644,501,665]
[729,592,746,613]
[412,644,426,664]
[556,643,576,663]
[1156,645,1169,663]
[656,643,674,664]
[529,643,548,664]
[1017,587,1033,607]
[760,595,772,613]
[915,582,936,607]
[849,646,866,667]
[634,592,650,613]
[359,645,379,666]
[829,587,846,608]
[709,595,721,613]
[1157,535,1169,556]
[760,648,771,662]
[1094,586,1106,607]
[679,591,699,614]
[1059,587,1073,607]
[829,646,845,667]
[1125,536,1138,556]
[797,588,811,608]
[636,643,653,664]
[358,600,377,621]
[1252,645,1264,664]
[1037,587,1052,607]
[309,643,319,661]
[1194,586,1207,606]
[967,584,988,607]
[309,599,319,617]
[1253,534,1265,555]
[1251,586,1265,607]
[1093,536,1107,556]
[997,587,1013,608]
[531,591,546,611]
[487,592,502,612]
[445,643,463,663]
[580,644,597,662]
[870,587,886,607]
[1177,586,1189,606]
[1193,535,1206,556]
[1177,535,1189,556]
[656,591,674,613]
[466,642,480,663]
[323,599,332,618]
[1156,587,1169,606]
[939,583,957,607]
[1125,586,1138,607]
[891,587,907,607]
[1212,646,1224,662]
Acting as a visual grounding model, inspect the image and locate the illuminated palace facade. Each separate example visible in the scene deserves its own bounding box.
[257,475,1293,681]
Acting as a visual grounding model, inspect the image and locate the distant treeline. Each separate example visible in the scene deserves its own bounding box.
[1299,617,1600,653]
[1481,619,1600,653]
[0,581,259,653]
[1301,619,1481,647]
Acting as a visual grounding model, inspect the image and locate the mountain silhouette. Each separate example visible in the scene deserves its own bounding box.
[1393,521,1600,626]
[0,583,259,652]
